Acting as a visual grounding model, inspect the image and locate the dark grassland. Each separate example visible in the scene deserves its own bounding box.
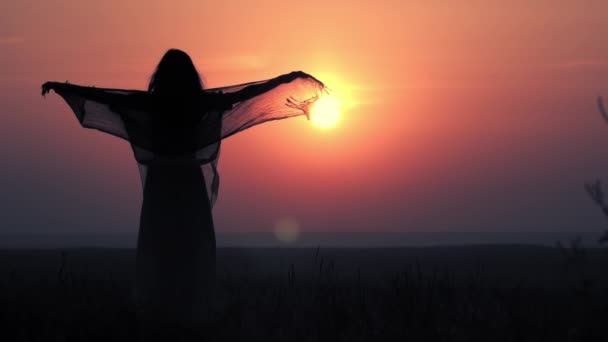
[1,246,608,341]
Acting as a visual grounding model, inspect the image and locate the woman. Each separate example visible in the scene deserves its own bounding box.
[41,49,325,335]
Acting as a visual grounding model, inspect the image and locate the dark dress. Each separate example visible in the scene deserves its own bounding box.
[136,161,216,328]
[133,98,221,331]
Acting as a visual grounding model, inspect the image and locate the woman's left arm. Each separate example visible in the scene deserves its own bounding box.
[42,81,143,105]
[41,81,149,142]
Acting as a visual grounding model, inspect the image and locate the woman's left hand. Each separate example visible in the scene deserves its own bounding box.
[41,82,56,96]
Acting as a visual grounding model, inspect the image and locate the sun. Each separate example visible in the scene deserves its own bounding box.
[310,94,341,129]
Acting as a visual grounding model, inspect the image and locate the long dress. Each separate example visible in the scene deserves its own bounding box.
[46,74,325,332]
[133,97,226,331]
[136,161,216,331]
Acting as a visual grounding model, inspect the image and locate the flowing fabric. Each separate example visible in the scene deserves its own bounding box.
[50,75,325,206]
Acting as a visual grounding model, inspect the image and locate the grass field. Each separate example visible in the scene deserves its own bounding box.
[1,246,608,341]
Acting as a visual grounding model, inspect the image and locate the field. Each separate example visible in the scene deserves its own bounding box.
[1,246,608,341]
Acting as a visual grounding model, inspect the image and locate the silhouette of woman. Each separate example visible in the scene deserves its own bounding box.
[41,49,325,335]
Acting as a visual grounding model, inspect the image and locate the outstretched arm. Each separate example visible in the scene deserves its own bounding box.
[205,71,326,142]
[41,81,143,106]
[41,81,149,142]
[222,71,324,105]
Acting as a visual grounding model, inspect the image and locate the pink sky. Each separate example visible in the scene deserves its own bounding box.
[2,0,608,237]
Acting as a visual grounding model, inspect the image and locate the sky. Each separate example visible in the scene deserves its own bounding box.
[2,0,608,239]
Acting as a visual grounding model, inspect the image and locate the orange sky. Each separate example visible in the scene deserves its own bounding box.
[2,0,608,237]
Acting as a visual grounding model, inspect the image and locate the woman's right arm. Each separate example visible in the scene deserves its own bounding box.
[222,71,324,105]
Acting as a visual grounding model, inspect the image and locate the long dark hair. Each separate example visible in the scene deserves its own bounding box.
[148,49,203,96]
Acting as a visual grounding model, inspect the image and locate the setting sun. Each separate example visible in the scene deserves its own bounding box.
[310,94,341,129]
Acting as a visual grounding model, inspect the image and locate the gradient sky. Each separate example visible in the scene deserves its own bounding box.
[2,0,608,237]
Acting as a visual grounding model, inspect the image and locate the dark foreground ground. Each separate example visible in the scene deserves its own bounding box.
[1,246,608,341]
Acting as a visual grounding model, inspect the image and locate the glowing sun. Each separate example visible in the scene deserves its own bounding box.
[310,95,341,129]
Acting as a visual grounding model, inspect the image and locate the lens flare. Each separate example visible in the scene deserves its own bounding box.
[274,217,300,243]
